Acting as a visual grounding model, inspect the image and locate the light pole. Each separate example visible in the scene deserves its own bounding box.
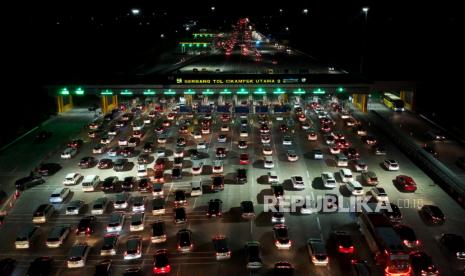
[360,7,369,75]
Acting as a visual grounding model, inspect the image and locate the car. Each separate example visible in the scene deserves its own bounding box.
[171,168,182,180]
[264,156,274,168]
[66,200,85,215]
[440,234,465,259]
[137,164,147,178]
[122,176,136,191]
[394,224,419,248]
[174,207,187,224]
[100,234,119,256]
[130,212,145,232]
[106,212,125,233]
[177,229,194,253]
[422,144,439,158]
[307,131,318,141]
[240,128,248,137]
[151,198,166,215]
[371,187,388,201]
[138,178,150,192]
[61,147,78,159]
[220,125,230,132]
[409,251,439,276]
[173,148,184,158]
[35,163,61,176]
[239,153,249,165]
[361,171,379,186]
[307,238,329,266]
[27,256,53,275]
[237,168,247,183]
[272,184,284,200]
[201,126,210,134]
[96,158,112,169]
[178,125,188,134]
[127,137,140,147]
[0,258,15,276]
[156,148,166,158]
[67,243,91,268]
[94,259,112,276]
[114,193,130,210]
[238,140,248,149]
[382,203,403,224]
[384,159,399,171]
[313,149,324,160]
[212,236,231,260]
[113,158,127,171]
[212,160,223,173]
[343,148,360,160]
[151,220,167,244]
[273,224,292,249]
[282,135,292,145]
[322,172,337,188]
[143,142,153,153]
[157,135,167,144]
[100,135,114,145]
[195,140,207,149]
[34,131,53,143]
[346,180,365,196]
[268,171,279,184]
[174,190,187,206]
[216,147,226,158]
[124,236,142,260]
[49,187,70,203]
[46,225,70,248]
[279,124,288,132]
[351,259,371,276]
[107,146,120,157]
[373,144,387,155]
[76,216,96,236]
[362,135,377,145]
[207,199,223,218]
[211,176,225,191]
[92,197,109,214]
[395,175,417,192]
[68,139,83,149]
[333,230,354,254]
[339,168,353,182]
[176,137,187,148]
[261,134,271,144]
[154,158,166,171]
[330,145,341,154]
[286,150,298,162]
[190,149,201,160]
[426,130,446,141]
[290,176,305,189]
[245,242,263,270]
[15,172,45,191]
[63,172,82,186]
[15,225,40,249]
[356,125,368,136]
[118,138,128,146]
[153,249,171,274]
[78,157,96,169]
[137,153,150,164]
[101,176,118,191]
[132,196,146,213]
[217,134,227,143]
[419,205,445,225]
[152,170,164,184]
[241,201,255,219]
[262,144,273,155]
[191,161,204,175]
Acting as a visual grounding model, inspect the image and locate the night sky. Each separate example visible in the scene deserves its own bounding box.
[2,0,464,145]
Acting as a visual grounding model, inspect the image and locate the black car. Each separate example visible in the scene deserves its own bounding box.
[79,157,96,169]
[127,137,140,146]
[143,142,153,153]
[177,229,194,252]
[174,157,183,168]
[419,205,445,225]
[138,178,151,192]
[102,176,118,191]
[0,258,16,276]
[94,259,112,276]
[153,249,171,274]
[176,137,187,147]
[123,176,136,191]
[409,251,439,276]
[34,131,53,143]
[373,144,387,155]
[207,199,223,217]
[174,207,187,224]
[241,201,255,219]
[123,267,142,276]
[113,159,127,172]
[76,216,97,235]
[137,153,150,164]
[245,242,262,270]
[35,163,61,176]
[343,148,360,160]
[27,256,52,276]
[67,139,83,149]
[272,185,284,199]
[174,190,187,206]
[332,230,354,254]
[237,168,247,183]
[351,259,371,276]
[440,234,465,259]
[382,203,403,224]
[171,168,182,180]
[122,147,135,157]
[211,176,224,191]
[15,173,45,190]
[216,148,226,158]
[273,262,294,276]
[394,225,419,248]
[97,159,113,169]
[190,149,201,160]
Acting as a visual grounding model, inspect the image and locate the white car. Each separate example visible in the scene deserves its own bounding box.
[100,135,114,145]
[321,172,337,188]
[240,130,248,137]
[143,118,152,124]
[282,136,292,145]
[65,200,84,215]
[155,149,165,158]
[346,180,364,196]
[63,173,82,186]
[330,146,341,155]
[49,188,70,203]
[192,131,202,139]
[307,132,318,141]
[340,111,350,119]
[307,238,329,266]
[384,159,399,171]
[118,138,128,146]
[191,161,204,175]
[212,160,223,173]
[263,145,273,155]
[354,160,368,172]
[264,156,274,169]
[220,125,230,132]
[287,150,298,162]
[291,176,305,189]
[157,135,167,144]
[339,168,353,183]
[201,127,210,134]
[197,140,207,149]
[261,135,271,144]
[371,187,388,201]
[93,145,105,154]
[61,148,77,159]
[276,116,284,121]
[218,135,227,143]
[137,164,147,177]
[268,171,279,184]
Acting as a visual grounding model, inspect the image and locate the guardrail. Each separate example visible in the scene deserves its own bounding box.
[369,110,465,208]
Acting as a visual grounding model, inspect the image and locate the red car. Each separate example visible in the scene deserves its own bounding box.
[153,170,164,183]
[154,158,166,171]
[240,153,249,165]
[67,139,83,149]
[395,175,417,192]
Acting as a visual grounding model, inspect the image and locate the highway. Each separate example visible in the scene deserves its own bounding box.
[0,97,464,275]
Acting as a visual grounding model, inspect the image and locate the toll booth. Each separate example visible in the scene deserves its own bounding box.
[352,94,368,112]
[217,105,231,113]
[255,106,269,113]
[235,106,250,114]
[57,95,73,113]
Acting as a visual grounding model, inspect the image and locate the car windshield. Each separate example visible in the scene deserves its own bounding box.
[155,254,169,267]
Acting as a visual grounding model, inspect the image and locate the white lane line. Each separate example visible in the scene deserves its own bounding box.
[316,216,322,231]
[306,170,310,178]
[192,197,198,209]
[250,220,253,237]
[311,191,315,201]
[176,264,182,276]
[165,182,174,202]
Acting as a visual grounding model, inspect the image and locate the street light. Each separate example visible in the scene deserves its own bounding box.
[360,6,369,74]
[362,7,369,23]
[211,6,215,11]
[303,9,308,15]
[131,9,140,15]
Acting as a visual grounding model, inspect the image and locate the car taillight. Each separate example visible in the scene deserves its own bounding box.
[275,240,279,245]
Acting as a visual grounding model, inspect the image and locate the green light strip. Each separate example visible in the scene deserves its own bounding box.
[220,91,232,94]
[253,91,266,94]
[143,91,156,95]
[237,91,249,95]
[273,91,286,94]
[164,91,176,95]
[101,90,113,95]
